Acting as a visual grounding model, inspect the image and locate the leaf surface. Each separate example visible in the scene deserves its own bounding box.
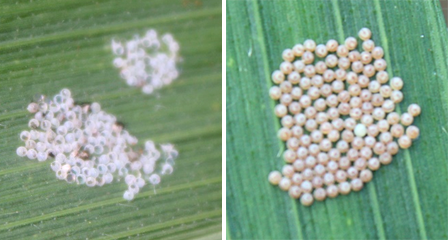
[226,0,448,239]
[0,0,222,239]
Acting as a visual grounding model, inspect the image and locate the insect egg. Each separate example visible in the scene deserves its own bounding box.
[293,44,305,57]
[337,45,349,57]
[293,60,305,73]
[358,28,372,41]
[288,71,301,84]
[407,104,421,117]
[338,57,351,70]
[338,182,351,195]
[379,152,393,164]
[362,64,376,77]
[387,142,399,155]
[351,61,363,73]
[390,77,404,90]
[314,61,327,74]
[279,178,292,191]
[354,124,367,137]
[400,113,414,126]
[280,62,293,74]
[271,70,285,84]
[16,146,28,157]
[371,46,384,59]
[313,188,326,201]
[282,165,295,178]
[326,39,338,52]
[368,158,380,171]
[274,104,287,117]
[325,54,338,68]
[344,37,357,50]
[360,51,372,64]
[290,86,302,99]
[373,59,387,71]
[302,51,314,64]
[304,39,317,52]
[269,86,282,100]
[362,40,375,52]
[406,125,420,139]
[27,103,39,113]
[390,90,403,103]
[315,44,328,58]
[300,193,314,206]
[282,49,295,62]
[289,186,302,199]
[351,178,363,191]
[348,50,361,62]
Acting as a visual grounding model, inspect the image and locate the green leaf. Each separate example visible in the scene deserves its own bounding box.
[0,0,221,239]
[226,0,448,239]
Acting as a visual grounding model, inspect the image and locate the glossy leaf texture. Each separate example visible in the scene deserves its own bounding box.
[0,0,221,239]
[226,0,448,239]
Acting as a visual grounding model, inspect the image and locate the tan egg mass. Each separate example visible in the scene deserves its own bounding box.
[267,28,422,206]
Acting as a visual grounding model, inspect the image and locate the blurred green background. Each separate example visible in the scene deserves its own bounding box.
[0,0,222,239]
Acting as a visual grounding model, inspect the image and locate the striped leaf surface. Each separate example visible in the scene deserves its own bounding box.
[0,0,222,239]
[226,0,448,239]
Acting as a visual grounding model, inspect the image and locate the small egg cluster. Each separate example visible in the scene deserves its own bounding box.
[17,89,178,201]
[268,28,421,206]
[111,29,180,95]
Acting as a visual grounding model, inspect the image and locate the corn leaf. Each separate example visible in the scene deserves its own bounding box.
[0,0,222,239]
[226,0,448,239]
